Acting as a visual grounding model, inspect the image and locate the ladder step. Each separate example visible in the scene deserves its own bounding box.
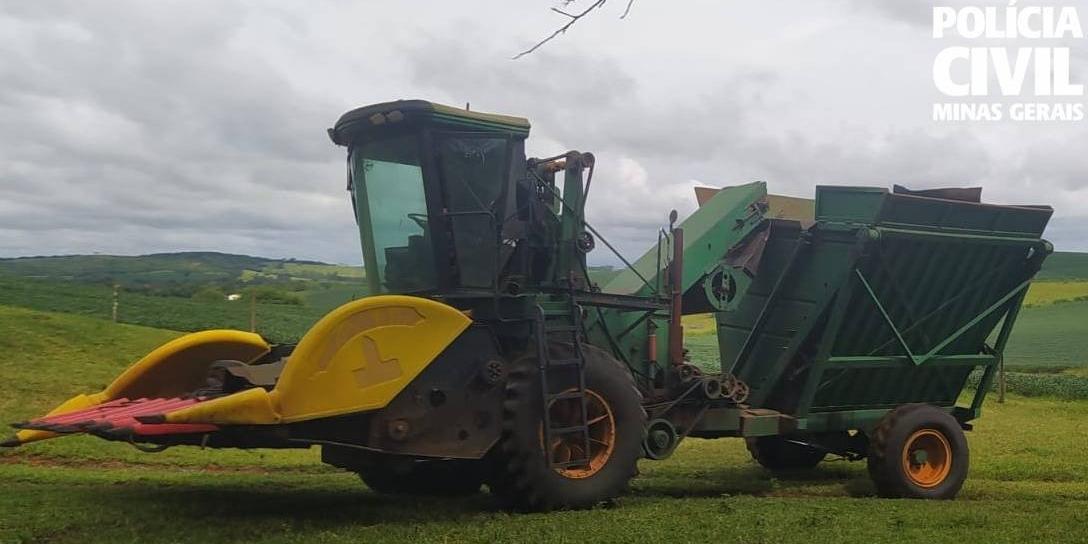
[536,302,591,471]
[547,358,583,368]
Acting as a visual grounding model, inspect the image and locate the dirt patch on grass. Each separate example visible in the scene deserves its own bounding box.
[0,454,305,474]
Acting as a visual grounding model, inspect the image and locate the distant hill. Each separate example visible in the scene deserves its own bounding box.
[1036,251,1088,281]
[0,275,327,343]
[1,249,1083,299]
[0,252,364,298]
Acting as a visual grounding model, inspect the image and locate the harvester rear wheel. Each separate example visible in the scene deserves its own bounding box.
[745,436,827,471]
[488,344,645,511]
[356,456,484,497]
[866,403,968,499]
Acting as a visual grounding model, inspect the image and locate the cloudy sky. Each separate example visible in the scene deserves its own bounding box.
[1,0,1086,266]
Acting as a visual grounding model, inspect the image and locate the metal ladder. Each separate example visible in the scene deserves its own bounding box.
[535,298,591,470]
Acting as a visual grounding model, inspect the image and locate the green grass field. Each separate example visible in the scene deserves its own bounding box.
[1003,299,1088,368]
[0,252,363,285]
[0,275,327,343]
[1035,251,1088,281]
[2,305,1087,543]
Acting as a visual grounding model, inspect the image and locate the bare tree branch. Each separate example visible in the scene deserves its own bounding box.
[513,0,634,59]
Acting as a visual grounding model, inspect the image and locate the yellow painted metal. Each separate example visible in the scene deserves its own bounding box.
[102,330,270,399]
[162,295,471,425]
[161,386,280,426]
[13,330,270,445]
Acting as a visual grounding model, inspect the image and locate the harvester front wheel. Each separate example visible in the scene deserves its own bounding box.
[745,436,827,471]
[866,403,968,499]
[489,345,645,511]
[356,456,484,497]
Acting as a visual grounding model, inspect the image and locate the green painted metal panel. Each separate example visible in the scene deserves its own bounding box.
[329,99,530,148]
[716,185,1052,429]
[589,182,768,377]
[814,186,885,224]
[604,181,767,297]
[715,220,859,405]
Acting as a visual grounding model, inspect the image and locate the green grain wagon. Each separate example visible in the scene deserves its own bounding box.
[674,184,1053,498]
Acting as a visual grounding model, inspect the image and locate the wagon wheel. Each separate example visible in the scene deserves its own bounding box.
[866,403,969,499]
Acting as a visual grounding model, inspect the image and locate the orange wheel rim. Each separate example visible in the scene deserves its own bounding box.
[901,429,952,488]
[540,389,616,479]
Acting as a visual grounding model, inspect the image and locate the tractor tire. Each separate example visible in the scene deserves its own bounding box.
[356,456,484,497]
[866,403,969,499]
[488,344,646,511]
[745,435,827,471]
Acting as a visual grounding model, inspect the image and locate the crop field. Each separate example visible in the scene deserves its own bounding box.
[1022,280,1088,306]
[1035,251,1088,281]
[1000,298,1088,367]
[0,253,363,285]
[240,262,365,283]
[0,275,326,343]
[2,305,1087,543]
[300,284,370,312]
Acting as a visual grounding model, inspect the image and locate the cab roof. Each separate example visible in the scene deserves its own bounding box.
[328,99,531,146]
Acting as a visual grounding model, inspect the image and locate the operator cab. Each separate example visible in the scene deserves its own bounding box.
[329,100,531,295]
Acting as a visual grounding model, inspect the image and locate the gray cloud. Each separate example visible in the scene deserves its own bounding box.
[0,1,355,263]
[402,24,1075,261]
[0,0,1085,269]
[845,0,934,27]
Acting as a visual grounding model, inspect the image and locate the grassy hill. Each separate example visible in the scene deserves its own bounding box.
[0,275,326,343]
[0,252,370,340]
[0,252,616,302]
[1035,251,1088,280]
[0,252,366,299]
[0,305,180,428]
[1003,299,1088,367]
[0,252,276,282]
